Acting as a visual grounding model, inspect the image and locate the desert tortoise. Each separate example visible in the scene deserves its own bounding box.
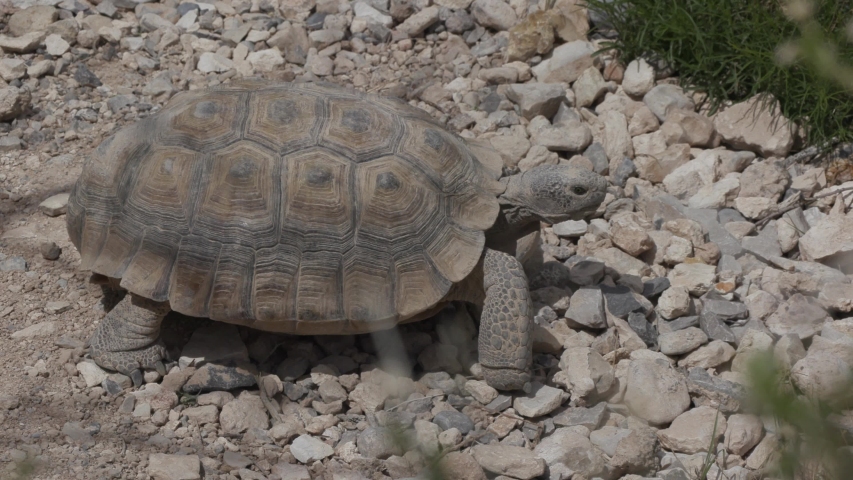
[67,80,606,391]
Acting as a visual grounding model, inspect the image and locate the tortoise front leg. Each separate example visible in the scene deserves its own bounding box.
[89,293,169,386]
[478,248,533,392]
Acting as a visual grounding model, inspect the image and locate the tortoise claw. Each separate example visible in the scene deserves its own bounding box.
[130,369,144,388]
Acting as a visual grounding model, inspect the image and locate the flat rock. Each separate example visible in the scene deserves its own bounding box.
[148,453,201,480]
[668,263,716,296]
[0,255,27,272]
[11,321,55,338]
[291,434,334,463]
[471,445,545,479]
[659,327,708,355]
[433,410,474,434]
[513,382,565,418]
[552,402,607,430]
[183,363,257,393]
[766,293,831,340]
[38,192,69,216]
[0,31,46,53]
[713,95,794,157]
[219,392,268,435]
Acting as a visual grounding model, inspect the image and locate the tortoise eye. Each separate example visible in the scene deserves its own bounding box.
[572,186,588,195]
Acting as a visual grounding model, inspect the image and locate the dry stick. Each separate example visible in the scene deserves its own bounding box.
[755,186,853,229]
[755,191,803,228]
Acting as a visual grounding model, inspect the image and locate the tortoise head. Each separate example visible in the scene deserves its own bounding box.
[498,165,607,226]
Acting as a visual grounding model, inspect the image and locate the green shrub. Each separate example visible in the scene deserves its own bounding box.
[585,0,853,150]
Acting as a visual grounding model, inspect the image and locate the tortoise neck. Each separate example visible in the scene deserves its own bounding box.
[485,207,540,254]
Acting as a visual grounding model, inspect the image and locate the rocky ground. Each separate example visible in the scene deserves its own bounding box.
[1,0,853,479]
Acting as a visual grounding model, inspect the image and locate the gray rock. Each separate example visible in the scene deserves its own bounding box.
[742,224,783,261]
[643,84,695,121]
[686,367,746,414]
[602,285,648,318]
[627,312,658,347]
[702,297,749,322]
[663,315,700,333]
[565,288,606,329]
[590,426,632,456]
[0,136,23,152]
[276,357,310,382]
[506,83,566,120]
[513,382,565,418]
[611,157,636,188]
[699,311,737,344]
[433,410,474,434]
[11,321,55,338]
[552,402,606,430]
[357,426,402,459]
[659,327,708,355]
[0,255,27,272]
[566,257,606,286]
[73,64,102,87]
[290,434,334,463]
[584,142,610,175]
[420,371,458,394]
[684,208,744,257]
[485,394,513,413]
[223,451,253,469]
[643,277,671,298]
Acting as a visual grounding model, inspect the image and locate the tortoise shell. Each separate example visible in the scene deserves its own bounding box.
[67,80,504,334]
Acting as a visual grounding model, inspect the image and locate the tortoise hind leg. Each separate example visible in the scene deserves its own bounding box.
[89,293,169,386]
[478,248,533,392]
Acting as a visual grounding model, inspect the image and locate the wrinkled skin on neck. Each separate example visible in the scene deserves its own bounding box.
[486,165,607,252]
